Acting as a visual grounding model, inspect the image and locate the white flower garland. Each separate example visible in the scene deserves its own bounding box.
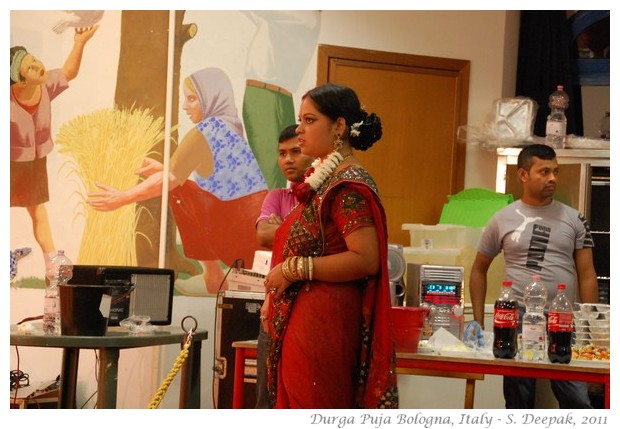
[305,151,344,190]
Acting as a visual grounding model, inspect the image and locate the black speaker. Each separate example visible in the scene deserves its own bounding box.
[214,290,263,409]
[68,265,174,326]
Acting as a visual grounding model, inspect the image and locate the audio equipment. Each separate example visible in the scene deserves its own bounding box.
[213,290,263,408]
[68,265,175,326]
[406,263,464,339]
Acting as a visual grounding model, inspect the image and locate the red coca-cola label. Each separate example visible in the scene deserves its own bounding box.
[547,311,574,332]
[494,308,518,328]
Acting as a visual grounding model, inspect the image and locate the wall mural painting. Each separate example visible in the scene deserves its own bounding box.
[10,15,101,280]
[9,10,321,297]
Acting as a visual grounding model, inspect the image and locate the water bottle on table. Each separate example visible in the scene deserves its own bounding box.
[521,274,547,361]
[545,85,569,149]
[44,250,73,335]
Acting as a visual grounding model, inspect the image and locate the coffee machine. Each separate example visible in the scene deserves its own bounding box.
[406,263,464,339]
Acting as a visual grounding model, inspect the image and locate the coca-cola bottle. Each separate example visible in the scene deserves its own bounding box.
[493,280,518,359]
[547,283,574,363]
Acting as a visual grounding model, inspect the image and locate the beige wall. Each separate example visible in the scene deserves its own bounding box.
[315,10,521,191]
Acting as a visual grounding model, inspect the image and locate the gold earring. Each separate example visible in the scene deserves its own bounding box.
[333,135,343,151]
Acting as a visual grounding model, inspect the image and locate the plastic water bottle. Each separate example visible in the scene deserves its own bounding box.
[547,283,574,364]
[493,280,518,359]
[521,274,547,361]
[545,85,569,149]
[44,250,73,335]
[599,111,610,140]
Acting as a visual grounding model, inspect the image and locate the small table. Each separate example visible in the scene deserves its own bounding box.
[231,340,610,409]
[231,339,258,409]
[232,340,484,409]
[396,352,610,409]
[10,324,208,409]
[230,340,482,409]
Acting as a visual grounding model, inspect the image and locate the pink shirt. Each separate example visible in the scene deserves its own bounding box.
[256,187,298,225]
[10,69,69,162]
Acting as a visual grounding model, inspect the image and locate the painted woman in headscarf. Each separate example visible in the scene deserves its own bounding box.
[10,26,98,271]
[88,68,268,294]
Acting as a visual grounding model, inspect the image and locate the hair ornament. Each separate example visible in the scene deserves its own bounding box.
[349,120,363,137]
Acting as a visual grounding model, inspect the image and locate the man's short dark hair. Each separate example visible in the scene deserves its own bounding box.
[278,124,298,143]
[517,144,557,171]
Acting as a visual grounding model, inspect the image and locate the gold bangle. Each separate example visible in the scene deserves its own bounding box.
[287,257,297,280]
[281,257,295,282]
[297,257,304,280]
[308,257,313,281]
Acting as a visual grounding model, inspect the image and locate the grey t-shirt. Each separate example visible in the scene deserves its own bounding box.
[477,199,593,307]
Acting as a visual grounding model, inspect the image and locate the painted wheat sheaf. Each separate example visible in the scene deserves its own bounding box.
[56,107,164,266]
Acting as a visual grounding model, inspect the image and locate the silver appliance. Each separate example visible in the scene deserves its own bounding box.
[406,263,464,339]
[387,244,406,306]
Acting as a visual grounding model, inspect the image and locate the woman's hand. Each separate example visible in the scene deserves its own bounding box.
[74,25,99,45]
[87,182,127,211]
[136,157,164,177]
[263,263,292,300]
[260,294,271,333]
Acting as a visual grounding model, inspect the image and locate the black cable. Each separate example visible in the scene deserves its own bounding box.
[11,346,27,407]
[79,350,99,409]
[17,315,43,324]
[10,369,29,390]
[80,390,98,409]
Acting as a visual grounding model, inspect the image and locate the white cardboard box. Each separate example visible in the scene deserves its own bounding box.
[251,250,272,275]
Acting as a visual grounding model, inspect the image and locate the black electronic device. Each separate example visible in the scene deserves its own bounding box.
[214,290,263,408]
[68,265,175,326]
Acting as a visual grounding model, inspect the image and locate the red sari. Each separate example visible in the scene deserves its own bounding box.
[266,165,398,408]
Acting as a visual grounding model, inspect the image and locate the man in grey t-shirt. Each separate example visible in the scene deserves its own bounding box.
[470,144,598,408]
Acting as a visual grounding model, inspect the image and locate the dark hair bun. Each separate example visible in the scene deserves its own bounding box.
[350,111,382,151]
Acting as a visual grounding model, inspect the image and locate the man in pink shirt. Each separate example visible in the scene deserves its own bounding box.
[254,124,313,407]
[255,125,313,247]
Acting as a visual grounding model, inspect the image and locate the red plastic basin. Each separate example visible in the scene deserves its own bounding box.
[392,306,429,353]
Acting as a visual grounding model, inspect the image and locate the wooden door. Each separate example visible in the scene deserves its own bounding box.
[317,45,470,245]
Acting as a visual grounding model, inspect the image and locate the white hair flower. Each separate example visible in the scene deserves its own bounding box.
[349,120,363,137]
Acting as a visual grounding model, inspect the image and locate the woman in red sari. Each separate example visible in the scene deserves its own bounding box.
[261,83,398,408]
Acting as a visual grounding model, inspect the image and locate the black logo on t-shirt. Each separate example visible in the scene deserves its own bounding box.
[525,223,550,271]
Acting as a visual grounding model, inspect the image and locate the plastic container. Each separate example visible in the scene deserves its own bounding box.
[44,250,73,336]
[403,246,462,267]
[402,224,466,249]
[59,284,130,336]
[521,275,547,361]
[492,97,537,140]
[392,306,430,353]
[545,85,569,149]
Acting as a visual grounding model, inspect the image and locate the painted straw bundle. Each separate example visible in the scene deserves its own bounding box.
[56,107,165,266]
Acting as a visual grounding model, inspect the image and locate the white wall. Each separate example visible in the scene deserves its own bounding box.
[9,10,519,410]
